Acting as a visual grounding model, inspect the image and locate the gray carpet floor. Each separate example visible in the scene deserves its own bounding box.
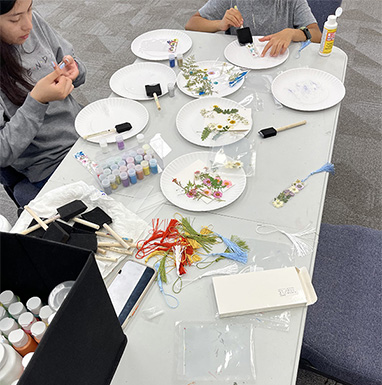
[1,0,381,383]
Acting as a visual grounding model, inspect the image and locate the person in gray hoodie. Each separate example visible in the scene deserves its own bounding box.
[0,0,86,206]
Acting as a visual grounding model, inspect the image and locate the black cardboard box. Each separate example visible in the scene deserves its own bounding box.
[0,231,127,385]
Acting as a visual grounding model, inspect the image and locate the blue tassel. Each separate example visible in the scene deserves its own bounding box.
[210,233,248,264]
[302,162,335,182]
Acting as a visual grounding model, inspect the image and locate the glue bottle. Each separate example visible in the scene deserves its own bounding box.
[319,8,342,56]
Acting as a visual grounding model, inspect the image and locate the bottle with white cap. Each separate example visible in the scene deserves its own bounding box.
[47,312,56,325]
[26,297,42,317]
[21,352,34,370]
[8,303,26,321]
[11,380,19,385]
[0,343,23,384]
[8,329,37,357]
[0,307,9,322]
[136,133,145,145]
[0,318,19,337]
[0,291,18,309]
[39,305,53,324]
[319,7,342,56]
[18,313,37,335]
[30,321,47,343]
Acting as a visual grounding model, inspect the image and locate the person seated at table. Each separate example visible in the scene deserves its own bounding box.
[0,0,86,206]
[185,0,321,57]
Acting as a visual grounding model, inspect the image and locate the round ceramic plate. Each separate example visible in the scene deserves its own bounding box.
[224,37,289,69]
[176,60,245,98]
[131,29,192,61]
[271,68,346,111]
[176,97,252,147]
[75,98,149,143]
[110,62,176,100]
[160,151,246,212]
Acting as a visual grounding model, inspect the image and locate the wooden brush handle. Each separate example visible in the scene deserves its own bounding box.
[95,255,118,263]
[24,206,48,230]
[153,93,161,111]
[72,217,100,230]
[20,215,60,235]
[83,128,115,140]
[103,223,131,250]
[277,120,307,132]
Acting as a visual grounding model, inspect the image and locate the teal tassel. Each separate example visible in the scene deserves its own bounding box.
[210,233,248,264]
[302,162,334,182]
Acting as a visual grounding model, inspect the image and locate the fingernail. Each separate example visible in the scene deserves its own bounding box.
[59,62,66,69]
[51,61,56,69]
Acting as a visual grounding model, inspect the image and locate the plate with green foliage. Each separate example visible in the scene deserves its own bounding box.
[176,97,252,147]
[177,57,246,98]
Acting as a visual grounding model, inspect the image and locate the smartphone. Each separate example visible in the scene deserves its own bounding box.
[107,260,157,328]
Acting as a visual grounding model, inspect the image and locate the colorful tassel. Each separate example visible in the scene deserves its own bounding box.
[210,233,248,264]
[302,162,335,182]
[154,262,179,309]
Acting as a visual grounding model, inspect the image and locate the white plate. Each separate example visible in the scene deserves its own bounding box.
[176,60,245,98]
[131,29,192,61]
[176,97,252,147]
[271,68,346,111]
[224,37,289,69]
[110,62,177,100]
[160,152,246,212]
[75,98,149,143]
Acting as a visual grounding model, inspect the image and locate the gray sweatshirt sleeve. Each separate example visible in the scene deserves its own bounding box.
[33,12,86,87]
[199,0,232,20]
[0,94,48,167]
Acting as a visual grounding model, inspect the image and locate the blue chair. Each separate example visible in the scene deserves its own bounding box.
[300,224,382,385]
[0,166,40,208]
[307,0,343,31]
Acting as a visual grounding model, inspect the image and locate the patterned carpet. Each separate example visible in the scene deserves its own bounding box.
[1,0,381,383]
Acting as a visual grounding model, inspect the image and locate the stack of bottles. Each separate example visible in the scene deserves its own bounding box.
[0,290,57,384]
[95,134,160,195]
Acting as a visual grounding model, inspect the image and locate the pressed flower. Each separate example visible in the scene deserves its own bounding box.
[223,180,232,188]
[217,125,223,129]
[283,189,295,197]
[295,182,305,190]
[213,105,219,108]
[203,178,211,186]
[273,199,284,208]
[213,191,223,199]
[203,189,212,196]
[289,186,299,194]
[229,120,236,124]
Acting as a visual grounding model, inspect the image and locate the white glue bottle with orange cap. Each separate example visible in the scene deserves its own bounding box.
[319,7,342,56]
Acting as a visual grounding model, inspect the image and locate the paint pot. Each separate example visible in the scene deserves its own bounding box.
[8,303,26,321]
[103,168,111,177]
[177,53,183,67]
[26,297,42,318]
[18,312,37,335]
[136,134,145,144]
[112,169,121,185]
[136,148,145,156]
[0,318,19,337]
[102,179,112,195]
[149,158,159,174]
[135,165,144,180]
[119,165,127,173]
[8,329,38,357]
[108,175,118,190]
[120,172,130,187]
[169,53,175,67]
[39,306,54,325]
[30,321,47,343]
[126,156,135,165]
[142,144,151,153]
[141,160,150,176]
[127,163,135,170]
[0,291,18,309]
[135,155,143,165]
[118,160,126,167]
[99,138,109,154]
[115,134,125,150]
[128,168,137,184]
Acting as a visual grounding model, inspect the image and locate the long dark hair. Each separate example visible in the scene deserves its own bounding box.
[0,0,34,106]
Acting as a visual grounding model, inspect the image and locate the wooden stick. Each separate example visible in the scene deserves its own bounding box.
[95,255,118,263]
[104,247,133,256]
[98,241,124,247]
[20,215,60,235]
[153,93,161,111]
[103,224,131,250]
[277,120,307,132]
[96,231,135,244]
[72,217,100,230]
[24,206,48,231]
[83,128,116,140]
[97,248,107,255]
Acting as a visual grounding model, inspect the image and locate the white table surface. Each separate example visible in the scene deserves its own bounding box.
[36,31,347,385]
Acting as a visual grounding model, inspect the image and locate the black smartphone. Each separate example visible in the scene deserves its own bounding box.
[107,260,157,328]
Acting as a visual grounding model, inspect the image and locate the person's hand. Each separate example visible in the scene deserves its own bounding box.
[219,8,243,31]
[259,29,295,57]
[58,55,79,81]
[30,65,74,104]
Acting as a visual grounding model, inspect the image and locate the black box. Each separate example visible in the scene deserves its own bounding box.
[0,232,127,385]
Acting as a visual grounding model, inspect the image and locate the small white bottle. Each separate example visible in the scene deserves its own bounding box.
[0,307,8,322]
[21,352,34,370]
[30,321,47,343]
[0,318,19,337]
[18,312,37,335]
[0,344,23,385]
[39,305,53,325]
[26,297,42,317]
[0,291,18,309]
[8,303,26,321]
[319,8,342,56]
